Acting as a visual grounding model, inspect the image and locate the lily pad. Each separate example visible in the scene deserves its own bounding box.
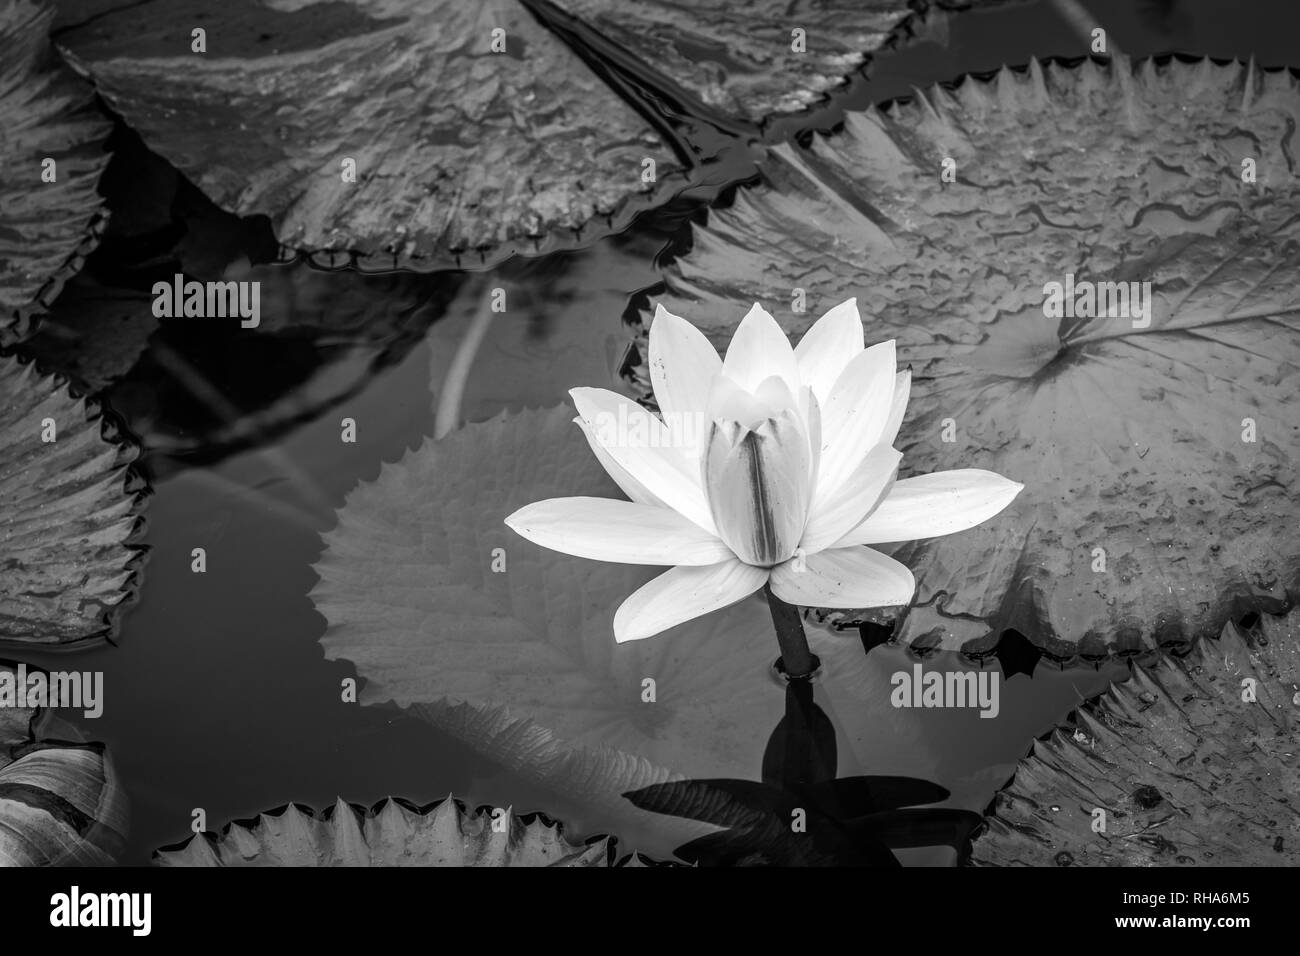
[639,56,1300,660]
[0,354,144,646]
[0,0,112,344]
[54,0,688,270]
[542,0,916,122]
[0,663,129,866]
[155,795,616,866]
[971,608,1300,866]
[314,405,779,777]
[312,404,957,853]
[52,0,1016,268]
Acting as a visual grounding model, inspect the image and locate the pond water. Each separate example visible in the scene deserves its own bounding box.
[13,0,1295,865]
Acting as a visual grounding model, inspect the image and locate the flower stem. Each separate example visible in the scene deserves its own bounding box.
[763,584,819,680]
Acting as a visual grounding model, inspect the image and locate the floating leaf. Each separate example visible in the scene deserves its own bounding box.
[0,663,129,866]
[55,0,688,270]
[542,0,915,121]
[155,795,617,866]
[312,405,949,852]
[0,0,112,343]
[314,406,778,776]
[639,56,1300,659]
[971,608,1300,866]
[0,354,144,645]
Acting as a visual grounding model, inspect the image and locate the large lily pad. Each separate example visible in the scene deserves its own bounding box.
[311,404,992,855]
[0,354,144,645]
[0,663,129,866]
[0,0,112,344]
[971,608,1300,866]
[638,56,1300,660]
[155,795,617,866]
[54,0,688,270]
[542,0,915,122]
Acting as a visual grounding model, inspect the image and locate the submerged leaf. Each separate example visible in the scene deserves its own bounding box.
[0,354,144,645]
[0,663,128,866]
[17,273,159,393]
[971,608,1300,866]
[0,0,112,343]
[155,795,616,867]
[640,56,1300,659]
[21,259,454,465]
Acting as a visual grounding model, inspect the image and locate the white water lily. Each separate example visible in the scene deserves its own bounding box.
[505,300,1023,643]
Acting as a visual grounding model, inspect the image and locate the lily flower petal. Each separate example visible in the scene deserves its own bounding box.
[706,373,775,430]
[574,416,665,508]
[571,386,716,534]
[704,410,812,567]
[800,444,901,553]
[722,303,799,395]
[769,546,915,609]
[882,368,911,448]
[832,469,1024,547]
[795,298,865,405]
[752,374,799,418]
[799,385,822,495]
[613,559,768,643]
[816,340,896,498]
[648,304,721,456]
[505,497,731,566]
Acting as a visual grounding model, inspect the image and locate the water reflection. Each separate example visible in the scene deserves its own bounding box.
[626,673,981,866]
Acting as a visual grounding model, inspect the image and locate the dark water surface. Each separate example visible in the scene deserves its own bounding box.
[15,0,1294,864]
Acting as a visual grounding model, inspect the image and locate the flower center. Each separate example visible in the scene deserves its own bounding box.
[703,413,813,568]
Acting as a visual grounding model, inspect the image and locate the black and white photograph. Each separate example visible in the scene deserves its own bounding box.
[0,0,1293,936]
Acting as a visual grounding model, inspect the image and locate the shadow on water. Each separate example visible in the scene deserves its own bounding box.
[626,674,983,866]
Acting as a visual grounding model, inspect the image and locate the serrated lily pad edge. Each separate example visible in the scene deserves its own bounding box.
[0,355,149,650]
[967,608,1299,866]
[152,794,674,866]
